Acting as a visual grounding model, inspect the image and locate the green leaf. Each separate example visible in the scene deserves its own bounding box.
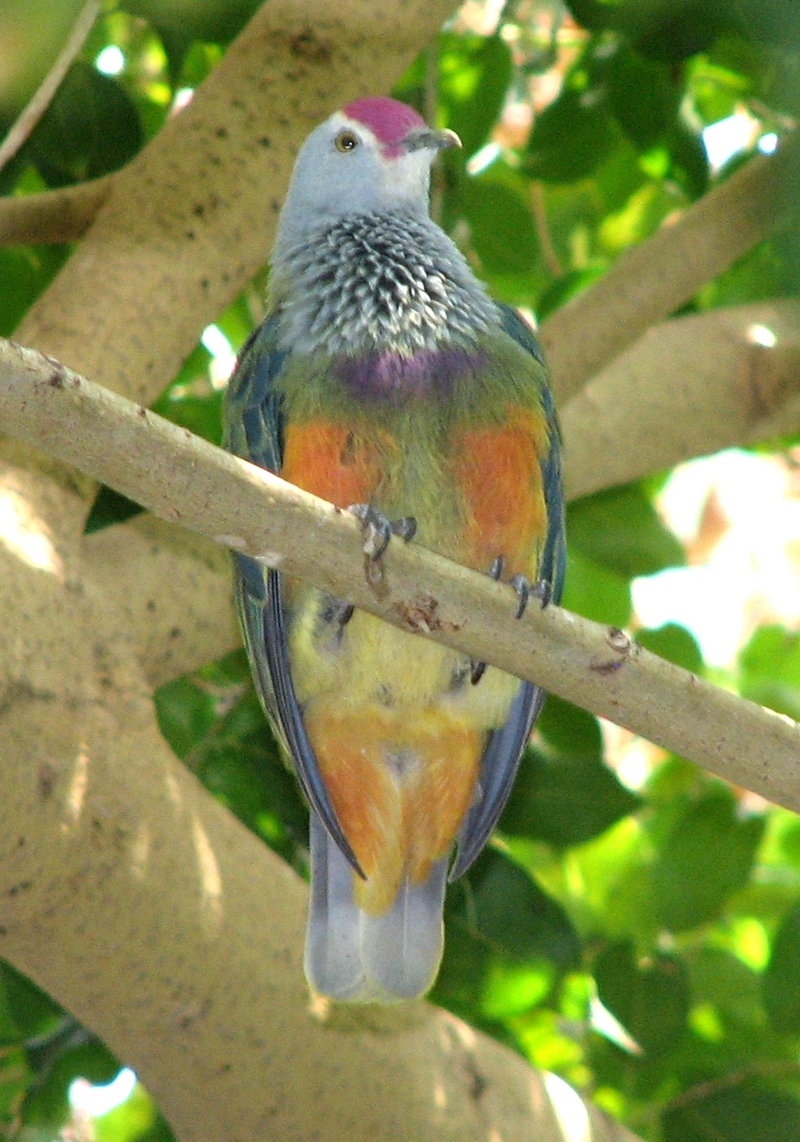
[598,179,677,251]
[607,44,679,148]
[594,939,690,1055]
[84,486,144,533]
[686,946,761,1026]
[121,0,263,73]
[561,546,632,627]
[154,676,217,759]
[26,62,143,184]
[95,1081,175,1142]
[502,747,642,848]
[438,33,513,157]
[536,267,606,320]
[663,1089,800,1142]
[0,246,68,337]
[738,625,800,721]
[568,483,685,579]
[637,624,703,674]
[467,851,581,966]
[636,7,726,62]
[24,1040,119,1128]
[763,900,800,1034]
[1,964,63,1043]
[665,120,709,199]
[151,344,223,444]
[652,790,765,931]
[460,175,539,273]
[435,852,579,1022]
[537,694,604,760]
[563,0,624,32]
[524,84,621,183]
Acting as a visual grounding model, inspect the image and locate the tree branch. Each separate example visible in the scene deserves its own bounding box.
[2,336,799,817]
[0,176,113,246]
[78,297,800,688]
[539,130,800,404]
[563,298,800,500]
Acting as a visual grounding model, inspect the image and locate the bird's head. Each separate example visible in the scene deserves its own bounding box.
[273,97,461,254]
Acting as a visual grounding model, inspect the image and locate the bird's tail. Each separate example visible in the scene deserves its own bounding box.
[304,813,448,1003]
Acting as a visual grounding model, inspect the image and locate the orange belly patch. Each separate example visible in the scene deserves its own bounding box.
[304,701,483,915]
[451,405,549,578]
[282,421,396,509]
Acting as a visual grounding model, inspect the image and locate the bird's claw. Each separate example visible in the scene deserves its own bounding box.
[348,503,417,561]
[509,574,551,618]
[471,564,552,684]
[471,556,505,685]
[531,576,552,609]
[510,574,530,620]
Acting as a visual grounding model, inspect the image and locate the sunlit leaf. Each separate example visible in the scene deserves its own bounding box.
[594,940,690,1055]
[568,484,685,579]
[652,790,765,931]
[438,33,512,157]
[562,547,632,627]
[502,748,642,848]
[763,901,800,1034]
[637,624,704,674]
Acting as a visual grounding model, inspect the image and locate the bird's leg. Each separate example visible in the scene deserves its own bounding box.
[348,503,417,561]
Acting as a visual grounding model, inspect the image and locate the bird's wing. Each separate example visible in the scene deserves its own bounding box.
[224,316,363,874]
[449,303,565,880]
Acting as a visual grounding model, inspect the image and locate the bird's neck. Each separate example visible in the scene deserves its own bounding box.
[270,211,496,359]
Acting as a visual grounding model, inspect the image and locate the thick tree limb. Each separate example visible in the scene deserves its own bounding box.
[85,514,240,690]
[563,298,800,500]
[0,660,638,1142]
[539,130,800,404]
[0,176,113,246]
[2,336,799,817]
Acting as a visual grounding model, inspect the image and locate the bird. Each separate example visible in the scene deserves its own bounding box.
[224,96,564,1003]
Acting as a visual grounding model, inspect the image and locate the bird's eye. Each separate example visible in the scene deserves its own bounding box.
[334,130,360,153]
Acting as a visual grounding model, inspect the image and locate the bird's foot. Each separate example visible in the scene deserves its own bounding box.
[348,503,417,561]
[508,573,552,618]
[470,556,504,685]
[471,561,552,685]
[323,598,355,628]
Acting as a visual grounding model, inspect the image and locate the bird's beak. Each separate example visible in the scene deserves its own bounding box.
[402,127,462,154]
